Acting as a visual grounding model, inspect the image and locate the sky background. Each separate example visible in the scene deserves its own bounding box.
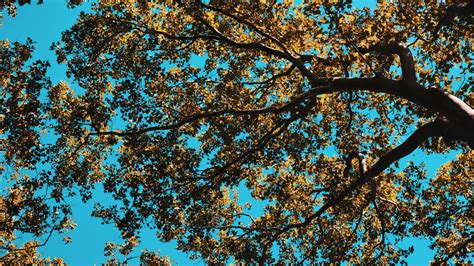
[0,1,462,265]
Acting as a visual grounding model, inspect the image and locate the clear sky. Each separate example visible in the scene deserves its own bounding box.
[0,1,460,265]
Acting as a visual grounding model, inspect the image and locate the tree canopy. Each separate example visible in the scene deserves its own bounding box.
[1,0,473,264]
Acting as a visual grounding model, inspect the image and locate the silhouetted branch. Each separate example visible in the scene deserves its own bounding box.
[265,120,449,242]
[360,42,416,82]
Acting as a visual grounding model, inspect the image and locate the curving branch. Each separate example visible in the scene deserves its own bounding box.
[315,76,397,95]
[360,42,416,82]
[266,120,451,241]
[310,77,474,143]
[91,75,473,149]
[393,85,474,145]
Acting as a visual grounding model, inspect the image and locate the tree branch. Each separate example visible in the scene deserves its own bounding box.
[197,16,290,61]
[361,42,416,82]
[194,12,329,88]
[267,120,449,240]
[110,13,474,144]
[197,1,292,57]
[90,88,317,137]
[310,77,474,143]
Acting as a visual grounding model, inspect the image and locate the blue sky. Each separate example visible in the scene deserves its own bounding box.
[0,1,462,265]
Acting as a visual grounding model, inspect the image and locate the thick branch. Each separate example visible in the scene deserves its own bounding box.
[361,42,416,82]
[403,85,474,145]
[313,76,398,96]
[271,120,449,237]
[310,77,474,144]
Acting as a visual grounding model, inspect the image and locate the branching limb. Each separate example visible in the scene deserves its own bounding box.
[360,42,416,83]
[197,1,292,57]
[265,120,449,243]
[196,1,334,87]
[197,16,290,61]
[0,227,54,258]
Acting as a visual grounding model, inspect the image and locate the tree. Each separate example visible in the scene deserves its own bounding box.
[1,0,473,264]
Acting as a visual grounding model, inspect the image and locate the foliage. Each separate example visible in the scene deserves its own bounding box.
[1,0,473,264]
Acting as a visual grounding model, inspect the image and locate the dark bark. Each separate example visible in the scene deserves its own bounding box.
[270,120,452,237]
